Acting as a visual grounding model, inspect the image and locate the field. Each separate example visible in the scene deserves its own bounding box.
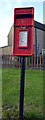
[2,68,43,120]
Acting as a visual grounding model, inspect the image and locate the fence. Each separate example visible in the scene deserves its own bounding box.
[2,54,45,70]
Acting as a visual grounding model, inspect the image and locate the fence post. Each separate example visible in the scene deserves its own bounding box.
[4,55,6,67]
[30,57,31,68]
[44,55,45,68]
[37,55,38,69]
[0,54,2,68]
[11,55,12,68]
[9,55,10,68]
[34,55,35,69]
[9,57,11,67]
[3,55,4,68]
[5,55,7,68]
[6,55,7,68]
[43,55,44,70]
[29,57,30,67]
[13,56,15,68]
[19,57,20,68]
[31,55,33,69]
[8,55,10,68]
[7,55,8,68]
[26,57,27,68]
[12,55,13,68]
[16,57,18,67]
[40,55,41,70]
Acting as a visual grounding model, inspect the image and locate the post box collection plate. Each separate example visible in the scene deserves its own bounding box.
[13,7,34,56]
[19,31,27,47]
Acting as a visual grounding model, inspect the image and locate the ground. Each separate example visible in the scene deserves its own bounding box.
[2,68,43,120]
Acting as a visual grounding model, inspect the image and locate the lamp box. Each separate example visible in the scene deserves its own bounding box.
[13,7,34,56]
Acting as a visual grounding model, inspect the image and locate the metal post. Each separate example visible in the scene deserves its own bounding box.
[19,56,25,119]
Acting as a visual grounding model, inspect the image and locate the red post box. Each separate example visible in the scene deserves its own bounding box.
[13,7,34,56]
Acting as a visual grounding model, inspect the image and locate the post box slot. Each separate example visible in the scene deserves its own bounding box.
[14,25,20,27]
[15,14,33,19]
[22,26,25,29]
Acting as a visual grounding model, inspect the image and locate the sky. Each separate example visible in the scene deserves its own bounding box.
[0,0,44,47]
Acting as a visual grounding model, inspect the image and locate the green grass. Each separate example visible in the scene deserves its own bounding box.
[2,68,43,119]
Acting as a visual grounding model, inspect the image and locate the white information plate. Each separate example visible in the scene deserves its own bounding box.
[19,31,27,46]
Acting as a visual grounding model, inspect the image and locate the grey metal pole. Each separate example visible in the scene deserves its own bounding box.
[19,56,25,120]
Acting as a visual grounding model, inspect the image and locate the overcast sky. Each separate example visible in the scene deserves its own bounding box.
[0,0,44,47]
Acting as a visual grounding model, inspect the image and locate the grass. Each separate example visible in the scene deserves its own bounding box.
[2,68,43,119]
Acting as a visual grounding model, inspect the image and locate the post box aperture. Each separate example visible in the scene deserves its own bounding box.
[13,7,34,56]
